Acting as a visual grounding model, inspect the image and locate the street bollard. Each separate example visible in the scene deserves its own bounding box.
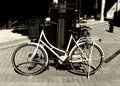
[109,21,114,33]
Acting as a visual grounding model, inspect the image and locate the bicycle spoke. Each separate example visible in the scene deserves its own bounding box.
[12,43,48,75]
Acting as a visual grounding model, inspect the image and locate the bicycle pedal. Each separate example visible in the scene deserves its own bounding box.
[28,66,34,70]
[46,65,49,70]
[28,63,37,70]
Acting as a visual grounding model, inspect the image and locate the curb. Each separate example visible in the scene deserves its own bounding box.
[89,21,108,28]
[77,20,108,28]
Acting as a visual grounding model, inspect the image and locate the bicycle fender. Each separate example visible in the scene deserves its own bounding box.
[69,42,104,59]
[94,42,105,58]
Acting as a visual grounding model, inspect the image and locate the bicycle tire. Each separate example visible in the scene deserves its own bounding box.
[69,42,104,76]
[12,43,48,76]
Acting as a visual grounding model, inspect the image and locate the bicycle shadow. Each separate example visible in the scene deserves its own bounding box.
[49,60,69,71]
[49,60,95,77]
[14,61,95,77]
[13,67,46,76]
[104,49,120,63]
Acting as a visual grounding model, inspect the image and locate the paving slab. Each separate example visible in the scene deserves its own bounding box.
[0,20,120,86]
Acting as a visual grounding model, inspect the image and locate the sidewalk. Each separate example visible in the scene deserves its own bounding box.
[0,20,120,86]
[0,29,30,49]
[77,19,108,27]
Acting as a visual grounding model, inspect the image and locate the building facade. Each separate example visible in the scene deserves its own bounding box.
[105,0,120,19]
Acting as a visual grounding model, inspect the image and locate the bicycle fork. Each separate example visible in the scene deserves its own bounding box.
[29,29,43,61]
[74,39,95,79]
[87,40,95,79]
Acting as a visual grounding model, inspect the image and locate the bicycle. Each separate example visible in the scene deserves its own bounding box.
[11,18,104,77]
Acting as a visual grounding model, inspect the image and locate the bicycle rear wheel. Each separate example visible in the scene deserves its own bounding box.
[12,43,48,76]
[69,42,104,76]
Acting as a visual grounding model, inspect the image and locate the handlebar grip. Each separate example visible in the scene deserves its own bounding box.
[51,21,57,25]
[40,21,57,27]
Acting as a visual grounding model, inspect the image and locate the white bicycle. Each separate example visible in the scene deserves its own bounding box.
[12,18,104,77]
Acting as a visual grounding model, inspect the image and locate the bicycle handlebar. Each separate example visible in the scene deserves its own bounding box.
[79,25,91,30]
[68,24,91,37]
[40,20,57,27]
[68,30,79,35]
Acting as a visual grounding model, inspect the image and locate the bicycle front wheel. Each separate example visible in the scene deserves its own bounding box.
[69,42,104,76]
[12,43,48,76]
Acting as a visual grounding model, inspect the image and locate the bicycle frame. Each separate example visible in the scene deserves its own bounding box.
[30,28,99,63]
[36,29,79,62]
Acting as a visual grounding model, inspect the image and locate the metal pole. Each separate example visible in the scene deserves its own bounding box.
[79,0,81,20]
[76,0,81,22]
[116,0,119,12]
[101,0,106,21]
[53,0,58,3]
[57,2,66,50]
